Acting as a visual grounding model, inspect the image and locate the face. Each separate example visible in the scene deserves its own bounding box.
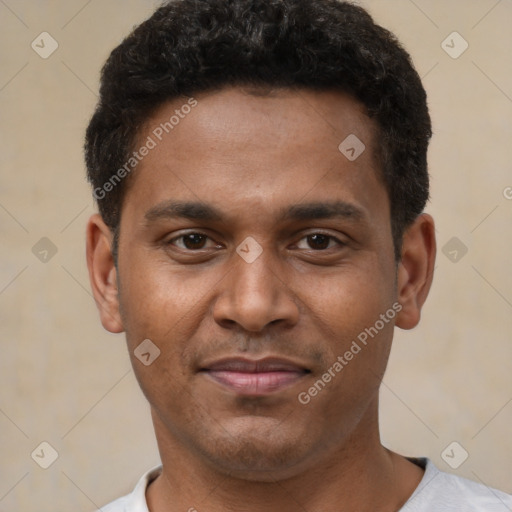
[87,86,434,480]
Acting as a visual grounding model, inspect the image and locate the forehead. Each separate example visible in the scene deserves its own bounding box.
[122,86,387,226]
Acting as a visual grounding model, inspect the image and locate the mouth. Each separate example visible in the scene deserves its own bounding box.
[199,357,311,396]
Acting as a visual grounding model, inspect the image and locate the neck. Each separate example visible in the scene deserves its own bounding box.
[146,397,424,512]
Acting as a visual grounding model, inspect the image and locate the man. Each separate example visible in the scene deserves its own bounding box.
[84,0,512,510]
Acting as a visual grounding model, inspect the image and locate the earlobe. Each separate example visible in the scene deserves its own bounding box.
[86,213,124,333]
[395,213,436,330]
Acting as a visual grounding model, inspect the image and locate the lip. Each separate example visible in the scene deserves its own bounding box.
[199,357,310,396]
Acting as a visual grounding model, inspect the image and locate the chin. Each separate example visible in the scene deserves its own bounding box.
[193,418,314,480]
[205,443,306,481]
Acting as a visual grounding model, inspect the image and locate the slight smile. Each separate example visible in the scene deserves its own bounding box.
[199,357,311,396]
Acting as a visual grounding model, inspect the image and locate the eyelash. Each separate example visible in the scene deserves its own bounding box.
[166,231,346,251]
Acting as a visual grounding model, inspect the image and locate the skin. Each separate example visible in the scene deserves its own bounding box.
[86,86,436,512]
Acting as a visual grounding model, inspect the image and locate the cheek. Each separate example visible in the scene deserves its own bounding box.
[325,288,394,343]
[116,255,212,393]
[298,262,395,335]
[296,264,396,397]
[118,251,201,339]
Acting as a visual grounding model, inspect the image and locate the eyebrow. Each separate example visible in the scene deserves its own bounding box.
[144,199,366,224]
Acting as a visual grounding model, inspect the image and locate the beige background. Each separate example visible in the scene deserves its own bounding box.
[1,0,511,510]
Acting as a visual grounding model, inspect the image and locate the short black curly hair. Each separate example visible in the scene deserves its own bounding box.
[85,0,431,261]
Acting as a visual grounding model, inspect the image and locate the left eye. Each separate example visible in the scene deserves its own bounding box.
[296,234,342,250]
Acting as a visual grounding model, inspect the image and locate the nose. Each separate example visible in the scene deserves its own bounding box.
[212,245,300,332]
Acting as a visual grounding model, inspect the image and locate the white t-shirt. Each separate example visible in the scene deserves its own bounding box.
[100,457,512,511]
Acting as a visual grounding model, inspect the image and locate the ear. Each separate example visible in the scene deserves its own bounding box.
[86,213,124,333]
[395,213,436,330]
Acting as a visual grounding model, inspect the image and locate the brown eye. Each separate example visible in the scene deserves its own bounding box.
[169,233,212,250]
[306,234,331,250]
[296,233,343,251]
[182,233,207,249]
